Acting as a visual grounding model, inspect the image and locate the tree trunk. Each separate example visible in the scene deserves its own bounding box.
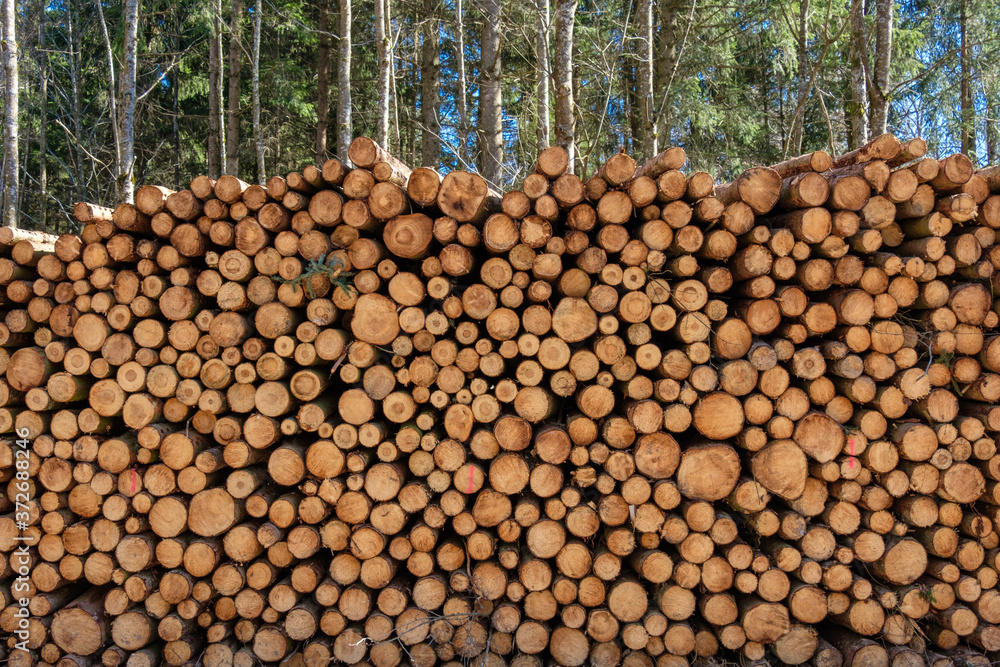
[655,0,682,145]
[847,0,868,150]
[553,0,576,174]
[624,56,638,155]
[789,0,809,155]
[389,0,399,156]
[478,0,503,187]
[535,0,550,148]
[173,2,181,189]
[226,0,242,177]
[2,0,18,227]
[120,0,139,204]
[68,0,85,203]
[17,108,27,218]
[454,0,469,165]
[988,90,999,165]
[95,0,121,203]
[421,0,440,166]
[252,0,264,181]
[868,0,891,137]
[337,0,352,161]
[37,11,47,229]
[316,0,330,163]
[959,0,974,157]
[208,0,224,178]
[637,0,655,161]
[374,0,389,147]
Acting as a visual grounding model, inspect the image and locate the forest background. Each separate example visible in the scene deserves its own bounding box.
[0,0,996,232]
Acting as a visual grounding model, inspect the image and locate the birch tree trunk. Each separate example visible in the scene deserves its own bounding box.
[454,0,469,165]
[420,0,440,165]
[959,0,974,156]
[389,0,398,155]
[2,0,19,227]
[868,0,892,137]
[637,0,655,160]
[316,0,331,163]
[535,0,550,148]
[119,0,139,204]
[553,0,576,173]
[375,0,390,147]
[208,0,224,178]
[847,0,868,150]
[226,0,242,177]
[337,0,352,160]
[252,0,264,181]
[477,0,503,186]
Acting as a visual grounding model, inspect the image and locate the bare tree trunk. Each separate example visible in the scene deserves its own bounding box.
[374,0,389,146]
[421,0,440,165]
[868,0,891,137]
[37,11,47,229]
[208,0,224,178]
[655,0,681,144]
[252,0,264,181]
[95,0,121,202]
[624,57,638,154]
[637,0,655,160]
[478,0,503,186]
[173,3,181,189]
[535,0,550,148]
[572,38,580,160]
[226,0,242,177]
[959,0,974,157]
[68,0,85,202]
[789,0,809,155]
[553,0,576,173]
[17,111,26,219]
[454,0,469,165]
[316,0,331,163]
[2,0,19,227]
[337,0,352,160]
[988,91,999,165]
[847,0,868,150]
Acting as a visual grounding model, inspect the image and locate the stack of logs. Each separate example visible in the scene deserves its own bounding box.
[4,133,1000,667]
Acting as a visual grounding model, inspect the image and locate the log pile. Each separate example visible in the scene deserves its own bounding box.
[3,134,1000,666]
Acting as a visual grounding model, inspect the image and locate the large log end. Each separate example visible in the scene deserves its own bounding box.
[350,294,401,346]
[676,442,740,501]
[188,488,240,536]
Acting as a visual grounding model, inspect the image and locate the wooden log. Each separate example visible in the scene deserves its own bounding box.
[769,151,833,178]
[437,171,499,224]
[930,153,974,190]
[676,442,740,501]
[51,588,111,655]
[636,147,687,179]
[383,214,433,259]
[717,167,783,214]
[831,133,901,169]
